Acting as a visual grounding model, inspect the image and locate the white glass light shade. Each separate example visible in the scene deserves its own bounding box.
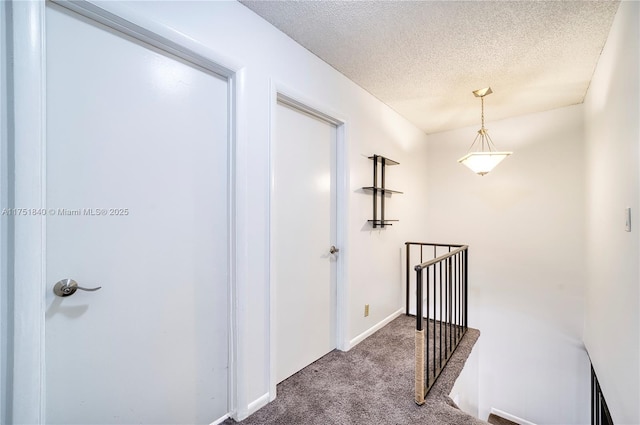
[457,151,512,176]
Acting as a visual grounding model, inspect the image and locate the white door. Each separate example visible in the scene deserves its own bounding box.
[44,4,229,424]
[273,100,338,383]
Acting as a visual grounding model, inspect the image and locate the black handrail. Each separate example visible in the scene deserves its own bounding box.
[406,242,468,405]
[414,245,468,270]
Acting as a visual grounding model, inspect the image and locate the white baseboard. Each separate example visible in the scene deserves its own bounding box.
[210,413,230,425]
[234,392,270,421]
[490,408,537,425]
[348,308,404,349]
[247,392,270,416]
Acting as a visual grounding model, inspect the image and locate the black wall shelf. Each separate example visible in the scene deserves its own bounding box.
[363,155,402,228]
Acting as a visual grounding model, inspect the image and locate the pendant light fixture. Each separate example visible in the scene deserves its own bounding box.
[458,87,512,176]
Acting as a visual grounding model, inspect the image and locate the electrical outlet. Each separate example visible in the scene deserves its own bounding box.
[364,304,370,317]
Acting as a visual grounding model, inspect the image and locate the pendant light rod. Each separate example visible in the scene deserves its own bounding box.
[481,96,486,151]
[481,96,485,129]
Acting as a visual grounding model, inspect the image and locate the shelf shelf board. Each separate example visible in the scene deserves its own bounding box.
[367,155,399,166]
[362,186,403,194]
[368,219,399,225]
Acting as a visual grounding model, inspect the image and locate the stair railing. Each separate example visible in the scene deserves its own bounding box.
[405,242,468,405]
[591,365,614,425]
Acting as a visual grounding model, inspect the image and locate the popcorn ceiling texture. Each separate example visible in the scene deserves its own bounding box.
[241,1,620,134]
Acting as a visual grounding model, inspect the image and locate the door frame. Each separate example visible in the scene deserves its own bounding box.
[268,81,349,400]
[6,1,240,422]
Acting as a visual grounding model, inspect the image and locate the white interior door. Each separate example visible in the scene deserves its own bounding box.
[44,4,229,424]
[273,100,338,383]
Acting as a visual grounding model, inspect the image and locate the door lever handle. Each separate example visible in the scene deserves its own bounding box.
[329,245,340,254]
[53,278,102,297]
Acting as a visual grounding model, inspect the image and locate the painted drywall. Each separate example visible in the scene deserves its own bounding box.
[449,338,480,418]
[426,104,590,424]
[87,0,430,418]
[583,2,640,424]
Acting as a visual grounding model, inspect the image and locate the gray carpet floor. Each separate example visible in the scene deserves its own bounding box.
[225,314,484,425]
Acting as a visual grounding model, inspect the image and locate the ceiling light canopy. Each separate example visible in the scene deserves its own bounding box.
[458,87,512,176]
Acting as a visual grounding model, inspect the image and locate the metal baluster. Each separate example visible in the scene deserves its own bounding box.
[448,256,452,353]
[433,263,436,379]
[426,265,430,388]
[453,254,457,343]
[443,257,447,356]
[457,253,462,338]
[406,243,410,315]
[591,366,596,425]
[464,248,468,329]
[439,260,442,370]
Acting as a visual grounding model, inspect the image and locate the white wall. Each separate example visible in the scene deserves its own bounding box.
[96,0,430,418]
[426,105,590,424]
[450,339,480,418]
[583,2,640,424]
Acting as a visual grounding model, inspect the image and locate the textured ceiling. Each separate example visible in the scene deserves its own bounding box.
[240,0,620,134]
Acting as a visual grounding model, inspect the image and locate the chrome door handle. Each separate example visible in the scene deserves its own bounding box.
[53,278,102,297]
[329,245,340,254]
